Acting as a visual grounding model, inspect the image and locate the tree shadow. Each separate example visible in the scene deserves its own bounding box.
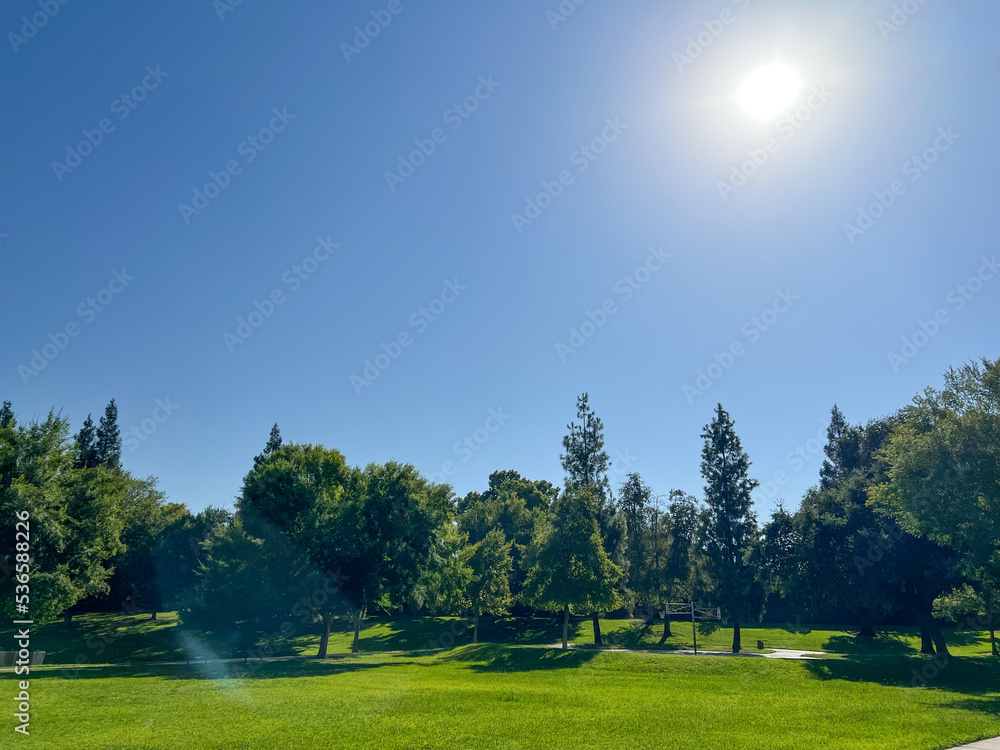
[437,644,600,672]
[803,654,1000,706]
[821,632,914,655]
[31,657,400,681]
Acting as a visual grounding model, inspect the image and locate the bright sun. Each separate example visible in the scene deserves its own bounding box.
[739,64,801,121]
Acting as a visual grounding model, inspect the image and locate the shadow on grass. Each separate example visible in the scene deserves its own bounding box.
[30,657,402,681]
[437,643,600,673]
[804,654,1000,698]
[821,631,915,656]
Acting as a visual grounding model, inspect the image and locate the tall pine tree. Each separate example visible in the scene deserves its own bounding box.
[700,403,763,653]
[0,401,14,429]
[560,393,625,645]
[253,423,283,467]
[74,415,99,469]
[95,400,122,469]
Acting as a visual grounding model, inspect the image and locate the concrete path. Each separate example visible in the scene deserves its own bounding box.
[948,739,1000,749]
[545,644,827,659]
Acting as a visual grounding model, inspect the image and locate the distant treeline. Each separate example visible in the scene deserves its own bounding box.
[1,359,997,657]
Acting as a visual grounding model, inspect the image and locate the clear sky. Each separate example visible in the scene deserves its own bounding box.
[3,0,997,519]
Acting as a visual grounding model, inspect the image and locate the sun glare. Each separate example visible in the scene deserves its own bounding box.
[738,64,802,121]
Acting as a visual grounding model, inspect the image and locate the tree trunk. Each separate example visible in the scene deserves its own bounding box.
[592,612,602,647]
[659,601,672,643]
[858,622,876,638]
[352,611,363,653]
[318,612,332,658]
[562,607,569,650]
[473,611,479,644]
[930,621,951,658]
[63,612,73,627]
[150,610,157,621]
[990,629,998,657]
[732,622,741,654]
[919,620,936,654]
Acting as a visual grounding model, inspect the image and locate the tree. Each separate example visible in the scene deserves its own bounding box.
[934,584,999,657]
[871,359,1000,658]
[239,442,355,658]
[561,393,612,501]
[524,486,622,649]
[820,404,860,489]
[618,473,655,610]
[653,490,700,640]
[0,410,128,624]
[457,470,553,603]
[560,393,623,645]
[699,404,763,653]
[95,399,122,469]
[253,424,283,468]
[0,401,15,429]
[464,529,514,643]
[73,415,99,469]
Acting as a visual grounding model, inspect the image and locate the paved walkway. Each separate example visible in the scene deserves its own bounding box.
[545,644,827,660]
[948,739,1000,749]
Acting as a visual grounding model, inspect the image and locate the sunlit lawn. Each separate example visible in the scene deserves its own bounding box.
[21,645,1000,750]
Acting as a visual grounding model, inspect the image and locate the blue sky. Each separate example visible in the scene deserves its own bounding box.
[3,0,997,518]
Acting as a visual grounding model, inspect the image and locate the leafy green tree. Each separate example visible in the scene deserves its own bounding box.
[524,486,622,649]
[73,415,99,469]
[457,470,553,602]
[699,404,763,653]
[239,443,354,657]
[95,399,122,469]
[871,359,1000,657]
[0,410,129,624]
[464,528,514,642]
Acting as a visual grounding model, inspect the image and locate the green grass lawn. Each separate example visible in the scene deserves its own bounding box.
[19,645,1000,750]
[6,614,998,749]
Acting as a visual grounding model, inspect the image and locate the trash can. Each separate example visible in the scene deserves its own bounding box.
[756,640,764,650]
